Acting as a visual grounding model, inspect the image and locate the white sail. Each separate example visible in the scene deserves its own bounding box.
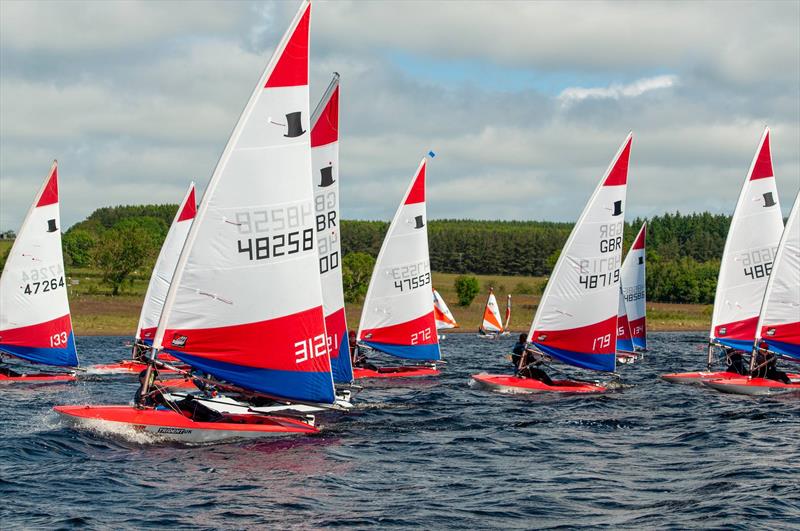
[310,73,352,383]
[151,0,336,404]
[0,161,78,367]
[357,158,440,360]
[135,183,196,344]
[433,288,458,330]
[528,134,632,372]
[710,128,784,352]
[620,222,646,349]
[481,289,504,333]
[753,192,800,361]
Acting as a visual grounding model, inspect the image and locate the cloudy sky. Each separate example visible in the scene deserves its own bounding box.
[1,0,798,230]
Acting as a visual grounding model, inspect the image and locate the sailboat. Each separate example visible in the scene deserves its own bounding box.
[89,183,196,375]
[353,157,441,379]
[704,192,800,395]
[504,294,512,333]
[55,0,332,441]
[615,288,636,364]
[433,288,458,339]
[472,133,632,394]
[310,72,353,385]
[0,161,79,384]
[662,128,794,384]
[477,288,505,338]
[616,223,646,363]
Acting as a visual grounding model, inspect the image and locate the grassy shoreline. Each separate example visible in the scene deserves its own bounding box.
[68,272,711,336]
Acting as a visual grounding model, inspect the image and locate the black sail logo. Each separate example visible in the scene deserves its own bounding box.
[283,111,305,138]
[762,192,776,208]
[47,219,58,233]
[612,200,623,217]
[414,215,425,229]
[318,165,335,187]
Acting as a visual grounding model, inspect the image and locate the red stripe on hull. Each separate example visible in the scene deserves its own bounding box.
[532,315,618,355]
[472,374,606,394]
[353,366,439,379]
[0,314,72,349]
[360,311,437,346]
[163,306,331,373]
[714,316,758,342]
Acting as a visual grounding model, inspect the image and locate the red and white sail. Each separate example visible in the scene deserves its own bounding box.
[310,73,352,384]
[357,159,440,361]
[753,192,800,360]
[135,183,196,344]
[711,128,784,351]
[0,161,78,367]
[481,289,504,333]
[433,288,458,330]
[621,222,646,350]
[528,134,632,372]
[616,288,634,353]
[152,0,336,404]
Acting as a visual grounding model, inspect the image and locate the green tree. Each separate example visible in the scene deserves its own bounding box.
[454,275,480,306]
[342,252,375,303]
[62,229,96,267]
[93,219,160,295]
[0,245,10,271]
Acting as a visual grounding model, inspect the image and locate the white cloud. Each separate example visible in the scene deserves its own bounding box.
[558,75,678,106]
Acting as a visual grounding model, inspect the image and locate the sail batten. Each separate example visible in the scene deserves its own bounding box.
[528,134,632,373]
[151,0,334,403]
[0,161,78,367]
[710,128,784,352]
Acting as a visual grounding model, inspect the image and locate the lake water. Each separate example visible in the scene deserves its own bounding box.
[2,332,799,529]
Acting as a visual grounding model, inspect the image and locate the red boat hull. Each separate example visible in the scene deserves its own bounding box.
[702,377,800,396]
[87,360,180,375]
[471,374,607,394]
[353,366,439,379]
[53,405,317,443]
[0,373,76,385]
[661,370,800,385]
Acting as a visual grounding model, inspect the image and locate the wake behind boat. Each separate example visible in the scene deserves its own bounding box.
[472,134,633,394]
[0,161,79,385]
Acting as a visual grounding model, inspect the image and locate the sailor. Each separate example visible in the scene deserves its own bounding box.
[753,343,791,384]
[723,347,748,375]
[512,334,554,385]
[350,330,378,371]
[0,366,22,377]
[134,368,164,407]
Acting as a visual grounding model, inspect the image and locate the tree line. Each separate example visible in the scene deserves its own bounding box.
[0,203,738,303]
